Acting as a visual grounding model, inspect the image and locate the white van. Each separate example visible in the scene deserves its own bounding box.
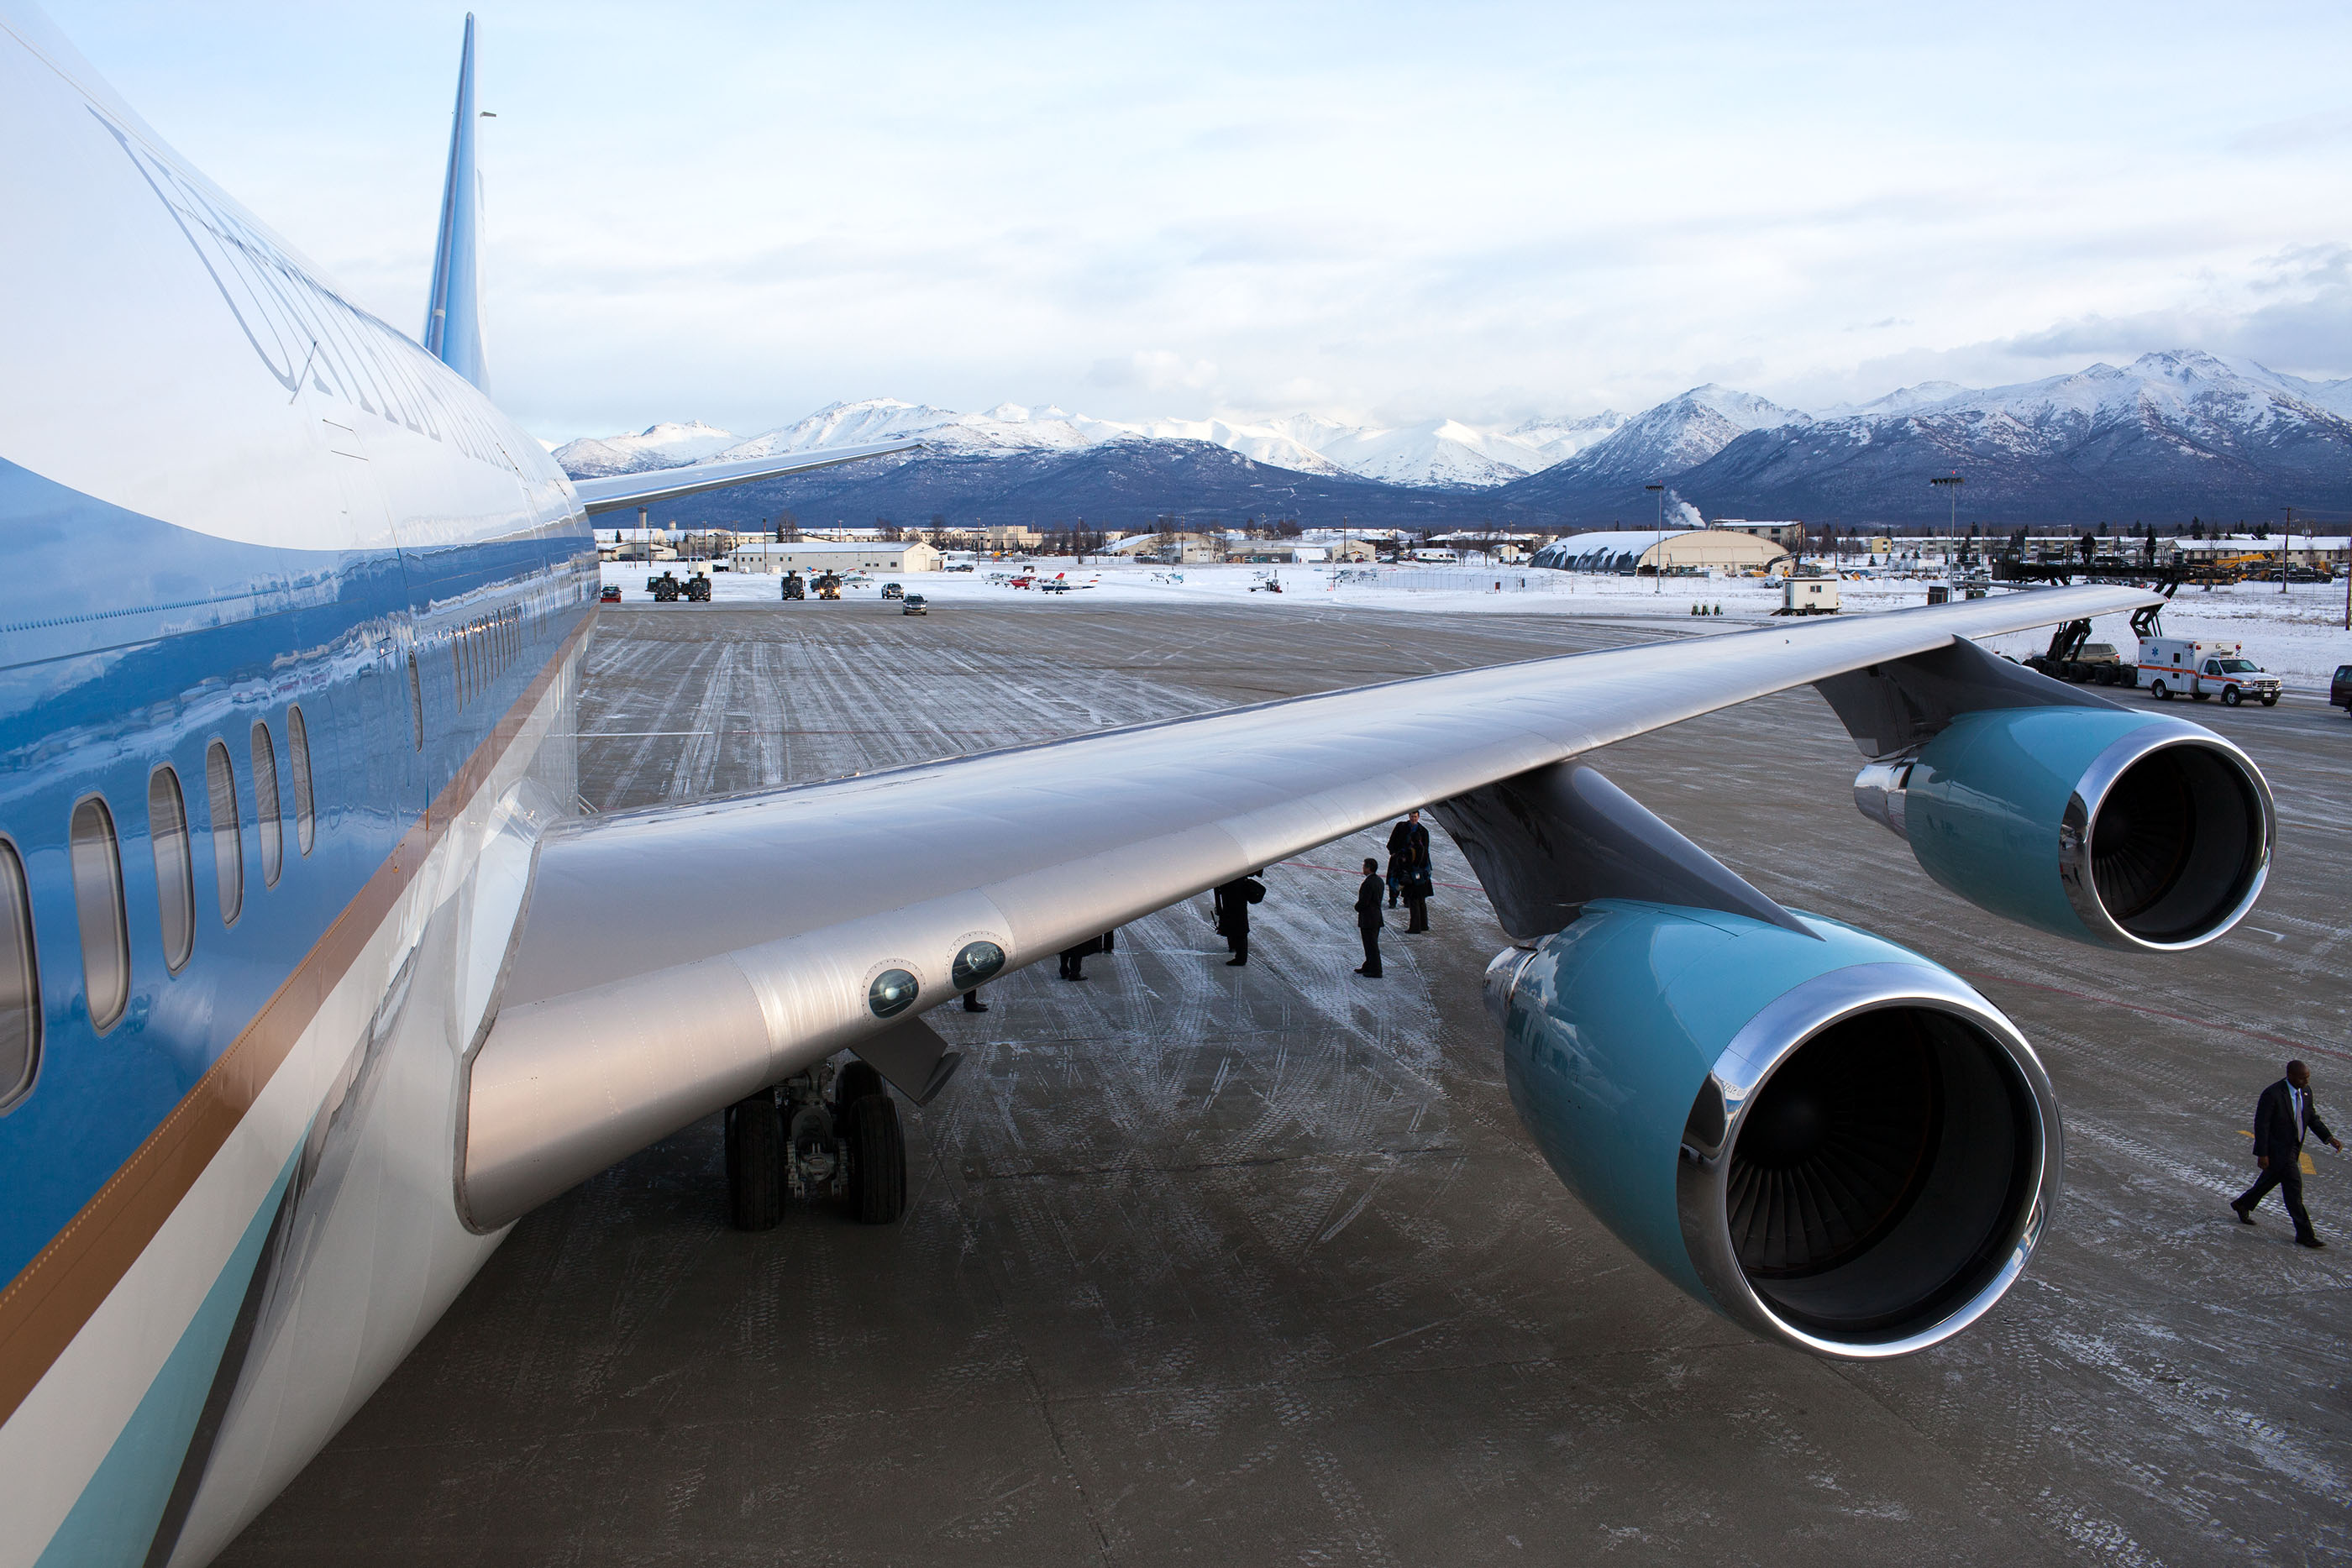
[2138,636,2281,706]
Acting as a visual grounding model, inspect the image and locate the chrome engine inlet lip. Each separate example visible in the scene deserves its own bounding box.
[2058,719,2275,953]
[1675,961,2062,1361]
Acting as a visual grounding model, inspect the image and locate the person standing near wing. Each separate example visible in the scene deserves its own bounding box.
[1058,930,1115,982]
[2234,1060,2343,1248]
[1215,873,1264,967]
[1392,810,1433,933]
[1384,812,1415,909]
[1353,857,1384,977]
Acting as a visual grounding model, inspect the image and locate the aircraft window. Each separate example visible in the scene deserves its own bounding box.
[251,721,283,888]
[70,796,129,1032]
[0,839,39,1110]
[207,740,244,925]
[286,705,316,856]
[148,767,195,973]
[407,653,424,751]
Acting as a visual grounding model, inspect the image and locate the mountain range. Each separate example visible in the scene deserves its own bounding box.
[557,351,2352,530]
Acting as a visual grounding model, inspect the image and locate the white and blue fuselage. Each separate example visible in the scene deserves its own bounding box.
[0,9,596,1563]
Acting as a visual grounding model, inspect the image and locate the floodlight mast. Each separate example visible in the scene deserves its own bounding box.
[1646,482,1665,592]
[1929,473,1965,570]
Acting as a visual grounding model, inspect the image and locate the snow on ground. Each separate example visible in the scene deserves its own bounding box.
[601,563,2352,694]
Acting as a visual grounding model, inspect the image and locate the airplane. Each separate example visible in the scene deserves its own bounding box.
[0,8,2277,1566]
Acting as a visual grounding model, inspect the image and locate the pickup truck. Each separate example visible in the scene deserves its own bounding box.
[2331,663,2350,716]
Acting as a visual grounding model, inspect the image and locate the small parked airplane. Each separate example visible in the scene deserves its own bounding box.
[0,8,2276,1565]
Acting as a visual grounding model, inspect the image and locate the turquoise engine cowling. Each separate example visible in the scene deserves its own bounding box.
[1489,899,2061,1360]
[1852,708,2272,952]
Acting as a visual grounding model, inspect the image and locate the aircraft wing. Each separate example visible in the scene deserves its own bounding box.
[458,583,2156,1228]
[570,440,921,514]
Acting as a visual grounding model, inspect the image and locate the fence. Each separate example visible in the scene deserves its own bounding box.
[1330,567,1572,594]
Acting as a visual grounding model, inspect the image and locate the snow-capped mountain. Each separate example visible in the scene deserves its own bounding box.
[1664,350,2352,523]
[551,420,738,477]
[551,351,2352,522]
[555,398,1603,490]
[1308,418,1554,487]
[1814,382,1971,419]
[1527,385,1808,495]
[1504,412,1630,464]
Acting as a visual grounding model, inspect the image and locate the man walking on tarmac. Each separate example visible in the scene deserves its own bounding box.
[1353,857,1384,977]
[2234,1060,2343,1247]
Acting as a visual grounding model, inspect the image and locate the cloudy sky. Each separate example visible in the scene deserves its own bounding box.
[44,1,2352,443]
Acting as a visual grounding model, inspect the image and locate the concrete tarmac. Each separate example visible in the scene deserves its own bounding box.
[221,597,2352,1567]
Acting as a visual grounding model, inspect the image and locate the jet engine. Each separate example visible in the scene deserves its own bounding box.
[1852,709,2271,952]
[1484,899,2060,1360]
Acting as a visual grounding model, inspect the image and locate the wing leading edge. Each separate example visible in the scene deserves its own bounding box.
[570,441,922,515]
[457,584,2157,1228]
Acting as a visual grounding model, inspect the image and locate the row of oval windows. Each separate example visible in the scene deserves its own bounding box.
[0,709,320,1114]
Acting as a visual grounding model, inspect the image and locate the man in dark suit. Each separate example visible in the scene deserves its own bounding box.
[2234,1060,2343,1248]
[1353,857,1384,977]
[1384,815,1415,908]
[1389,810,1433,932]
[1214,874,1263,967]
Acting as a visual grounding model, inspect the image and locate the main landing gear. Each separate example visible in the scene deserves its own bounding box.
[724,1059,908,1230]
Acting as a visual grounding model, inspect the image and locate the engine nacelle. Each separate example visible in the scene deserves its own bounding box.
[1489,899,2060,1360]
[1853,709,2272,952]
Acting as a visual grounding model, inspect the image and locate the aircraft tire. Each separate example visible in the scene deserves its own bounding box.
[846,1094,907,1225]
[834,1060,883,1121]
[726,1091,784,1231]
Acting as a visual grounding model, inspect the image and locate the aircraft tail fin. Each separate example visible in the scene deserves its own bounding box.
[422,14,486,389]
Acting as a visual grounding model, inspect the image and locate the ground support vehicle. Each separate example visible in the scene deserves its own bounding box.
[2024,620,2137,687]
[814,572,843,600]
[722,1062,907,1230]
[1772,573,1840,615]
[780,572,805,600]
[684,573,711,602]
[902,593,928,616]
[598,584,622,604]
[648,570,683,602]
[2139,635,2281,705]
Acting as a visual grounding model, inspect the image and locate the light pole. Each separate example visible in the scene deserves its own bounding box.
[2281,506,2292,595]
[1646,483,1665,591]
[1930,474,1963,568]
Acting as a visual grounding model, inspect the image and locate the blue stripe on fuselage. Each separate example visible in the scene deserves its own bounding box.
[0,454,592,1287]
[29,1141,298,1568]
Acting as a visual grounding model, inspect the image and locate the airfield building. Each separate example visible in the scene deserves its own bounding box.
[1530,527,1790,575]
[727,540,942,574]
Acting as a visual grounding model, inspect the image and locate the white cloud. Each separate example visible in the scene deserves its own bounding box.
[44,0,2352,439]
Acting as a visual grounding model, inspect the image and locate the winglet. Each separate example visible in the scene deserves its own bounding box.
[422,14,486,389]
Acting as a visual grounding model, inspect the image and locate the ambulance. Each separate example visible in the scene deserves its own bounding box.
[2138,635,2282,706]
